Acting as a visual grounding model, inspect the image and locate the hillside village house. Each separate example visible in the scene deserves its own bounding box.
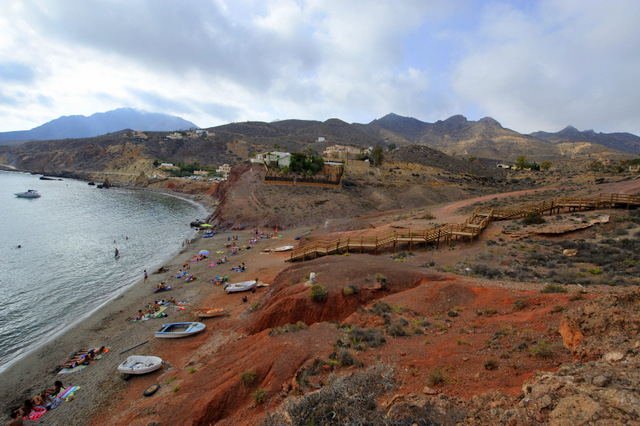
[166,132,183,140]
[255,151,291,168]
[323,145,363,161]
[131,130,148,139]
[217,164,231,178]
[160,163,180,171]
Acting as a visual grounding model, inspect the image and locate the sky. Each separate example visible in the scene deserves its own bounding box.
[1,0,639,135]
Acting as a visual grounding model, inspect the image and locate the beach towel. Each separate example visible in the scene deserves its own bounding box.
[24,406,47,421]
[58,365,87,374]
[57,386,81,401]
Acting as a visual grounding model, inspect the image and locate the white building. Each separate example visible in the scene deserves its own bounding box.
[217,164,231,178]
[256,151,291,168]
[167,132,183,140]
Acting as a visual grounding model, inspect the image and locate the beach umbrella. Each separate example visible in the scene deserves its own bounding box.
[200,224,212,228]
[199,250,209,255]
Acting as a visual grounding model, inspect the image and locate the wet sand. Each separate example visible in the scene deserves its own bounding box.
[0,225,294,425]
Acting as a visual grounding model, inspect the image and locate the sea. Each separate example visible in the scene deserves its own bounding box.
[0,171,207,374]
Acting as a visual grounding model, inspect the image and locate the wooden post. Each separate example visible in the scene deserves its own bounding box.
[409,229,412,252]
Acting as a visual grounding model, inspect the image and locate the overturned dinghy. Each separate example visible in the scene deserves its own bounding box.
[118,355,163,375]
[154,322,206,338]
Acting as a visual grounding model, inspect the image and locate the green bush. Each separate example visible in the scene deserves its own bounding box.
[513,299,527,311]
[270,321,307,336]
[338,348,355,366]
[522,212,546,225]
[346,326,386,349]
[370,301,392,316]
[484,358,498,370]
[241,370,257,385]
[530,340,554,358]
[309,284,328,302]
[251,388,266,404]
[426,367,447,386]
[541,284,568,294]
[343,284,359,295]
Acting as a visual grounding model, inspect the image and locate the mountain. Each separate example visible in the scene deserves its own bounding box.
[531,126,640,155]
[0,108,198,145]
[358,114,560,161]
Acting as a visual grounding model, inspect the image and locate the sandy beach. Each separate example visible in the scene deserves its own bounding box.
[0,222,295,425]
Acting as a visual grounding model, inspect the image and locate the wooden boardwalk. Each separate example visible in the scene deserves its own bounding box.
[288,193,640,262]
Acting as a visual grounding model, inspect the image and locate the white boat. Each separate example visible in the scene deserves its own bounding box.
[224,280,257,293]
[117,355,163,375]
[15,189,41,198]
[154,322,206,338]
[273,245,294,252]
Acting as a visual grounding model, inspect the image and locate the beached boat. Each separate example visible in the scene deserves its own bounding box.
[15,189,41,198]
[224,280,257,293]
[154,322,205,338]
[195,308,225,318]
[117,355,163,375]
[273,245,294,252]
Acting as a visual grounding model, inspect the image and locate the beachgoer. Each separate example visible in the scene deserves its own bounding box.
[114,248,119,257]
[6,408,25,425]
[31,394,47,409]
[242,295,248,303]
[144,270,148,283]
[17,245,21,249]
[154,301,160,310]
[241,262,245,271]
[136,310,144,320]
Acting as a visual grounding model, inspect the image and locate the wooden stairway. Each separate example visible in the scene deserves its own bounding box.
[288,193,640,262]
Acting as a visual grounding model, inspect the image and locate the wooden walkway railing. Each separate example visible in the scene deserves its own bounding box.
[288,193,640,262]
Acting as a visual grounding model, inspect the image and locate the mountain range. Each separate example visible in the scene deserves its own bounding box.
[0,110,639,171]
[0,108,197,145]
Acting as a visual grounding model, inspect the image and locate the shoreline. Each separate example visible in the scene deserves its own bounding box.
[0,227,221,423]
[0,182,212,376]
[0,219,293,425]
[0,183,219,424]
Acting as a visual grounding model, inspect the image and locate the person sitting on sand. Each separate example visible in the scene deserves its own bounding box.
[32,394,47,409]
[136,310,144,321]
[168,297,176,305]
[47,381,64,398]
[7,407,24,425]
[154,301,160,311]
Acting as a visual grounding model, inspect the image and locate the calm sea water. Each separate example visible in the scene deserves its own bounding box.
[0,171,207,373]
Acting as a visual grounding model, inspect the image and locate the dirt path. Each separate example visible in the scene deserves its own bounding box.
[430,186,561,223]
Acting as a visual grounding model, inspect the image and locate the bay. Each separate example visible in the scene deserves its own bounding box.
[0,171,207,373]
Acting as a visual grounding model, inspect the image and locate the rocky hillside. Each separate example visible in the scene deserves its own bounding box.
[532,125,640,155]
[3,112,636,169]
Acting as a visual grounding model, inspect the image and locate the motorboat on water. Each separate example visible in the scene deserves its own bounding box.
[15,189,41,198]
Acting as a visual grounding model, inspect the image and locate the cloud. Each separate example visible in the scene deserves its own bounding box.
[0,1,639,135]
[451,0,640,133]
[0,62,36,84]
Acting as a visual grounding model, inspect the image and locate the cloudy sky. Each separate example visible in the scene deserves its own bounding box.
[1,0,639,135]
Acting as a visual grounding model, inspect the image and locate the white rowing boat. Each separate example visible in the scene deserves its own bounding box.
[154,322,206,338]
[117,355,163,375]
[224,280,257,293]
